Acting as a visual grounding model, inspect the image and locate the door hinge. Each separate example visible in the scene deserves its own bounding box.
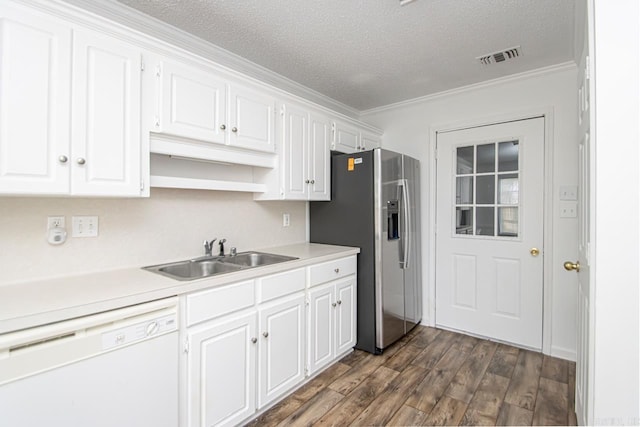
[183,337,190,354]
[140,179,145,191]
[140,61,145,72]
[154,116,160,128]
[156,65,162,77]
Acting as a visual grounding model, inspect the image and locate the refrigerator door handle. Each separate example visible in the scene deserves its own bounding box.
[400,179,411,269]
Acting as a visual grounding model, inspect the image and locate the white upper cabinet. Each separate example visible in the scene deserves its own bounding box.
[333,120,360,153]
[0,4,71,194]
[0,4,143,196]
[157,60,228,145]
[155,60,276,154]
[360,130,382,151]
[308,112,331,200]
[229,85,276,153]
[276,105,330,201]
[71,29,142,196]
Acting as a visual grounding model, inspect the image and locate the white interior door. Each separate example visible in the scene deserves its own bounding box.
[436,118,545,349]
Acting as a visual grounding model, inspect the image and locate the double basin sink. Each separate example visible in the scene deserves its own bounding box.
[143,251,298,281]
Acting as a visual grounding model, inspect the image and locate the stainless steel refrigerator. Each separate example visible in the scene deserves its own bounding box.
[310,148,421,354]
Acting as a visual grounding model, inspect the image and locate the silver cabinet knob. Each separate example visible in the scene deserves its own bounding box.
[232,127,238,133]
[251,337,257,344]
[334,268,340,273]
[310,179,315,184]
[220,124,226,130]
[263,332,269,338]
[58,155,68,164]
[76,158,86,165]
[332,302,337,307]
[337,300,342,305]
[305,179,310,184]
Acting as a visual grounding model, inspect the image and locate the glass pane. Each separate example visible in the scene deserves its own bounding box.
[476,144,495,173]
[476,207,495,236]
[498,207,519,237]
[476,175,495,205]
[498,141,519,172]
[498,173,519,204]
[456,146,474,174]
[456,207,473,235]
[456,177,473,204]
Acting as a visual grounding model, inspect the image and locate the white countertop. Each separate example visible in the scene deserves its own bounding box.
[0,243,359,334]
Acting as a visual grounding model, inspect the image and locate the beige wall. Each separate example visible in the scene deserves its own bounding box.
[0,189,306,285]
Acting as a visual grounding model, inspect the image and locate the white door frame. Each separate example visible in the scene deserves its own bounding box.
[427,107,555,355]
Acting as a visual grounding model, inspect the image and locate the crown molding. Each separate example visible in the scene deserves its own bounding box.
[54,0,361,119]
[360,61,578,116]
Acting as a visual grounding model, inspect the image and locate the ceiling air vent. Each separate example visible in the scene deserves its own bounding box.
[477,46,521,65]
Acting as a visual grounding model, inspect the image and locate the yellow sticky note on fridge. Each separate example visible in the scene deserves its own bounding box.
[347,158,355,171]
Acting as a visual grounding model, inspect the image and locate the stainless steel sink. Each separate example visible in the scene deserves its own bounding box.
[144,258,242,281]
[143,251,298,281]
[220,251,298,267]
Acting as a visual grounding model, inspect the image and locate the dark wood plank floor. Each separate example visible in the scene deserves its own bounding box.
[247,325,577,426]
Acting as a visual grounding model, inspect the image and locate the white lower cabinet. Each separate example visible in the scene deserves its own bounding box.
[186,312,257,427]
[183,255,356,426]
[308,276,357,375]
[257,293,306,408]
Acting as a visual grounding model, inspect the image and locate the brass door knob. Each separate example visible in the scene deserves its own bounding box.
[530,248,540,257]
[564,261,580,272]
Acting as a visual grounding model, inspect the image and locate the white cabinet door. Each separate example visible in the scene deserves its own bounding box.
[159,60,228,145]
[308,113,331,201]
[282,104,308,200]
[360,131,381,151]
[333,121,360,153]
[0,4,71,194]
[308,283,335,374]
[258,293,305,408]
[187,312,257,427]
[229,85,276,153]
[71,29,141,196]
[335,277,357,355]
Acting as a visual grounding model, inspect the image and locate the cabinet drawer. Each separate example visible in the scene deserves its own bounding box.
[186,280,255,326]
[309,256,357,287]
[256,268,306,303]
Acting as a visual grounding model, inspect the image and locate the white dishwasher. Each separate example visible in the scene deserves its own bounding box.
[0,296,179,427]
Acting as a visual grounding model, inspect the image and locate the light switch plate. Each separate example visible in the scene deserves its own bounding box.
[72,216,99,237]
[559,186,578,201]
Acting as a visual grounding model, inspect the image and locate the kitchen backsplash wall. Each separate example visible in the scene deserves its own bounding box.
[0,189,306,285]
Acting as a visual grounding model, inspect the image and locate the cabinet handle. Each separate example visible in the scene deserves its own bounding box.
[76,158,86,165]
[251,337,257,344]
[263,332,269,338]
[58,155,68,164]
[332,302,337,307]
[334,268,340,273]
[220,124,226,130]
[305,179,310,184]
[310,179,315,184]
[337,300,342,305]
[232,127,238,133]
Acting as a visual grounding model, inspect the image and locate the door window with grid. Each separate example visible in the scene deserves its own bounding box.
[454,141,520,237]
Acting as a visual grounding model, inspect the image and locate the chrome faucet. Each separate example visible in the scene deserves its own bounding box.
[203,238,217,256]
[218,238,227,256]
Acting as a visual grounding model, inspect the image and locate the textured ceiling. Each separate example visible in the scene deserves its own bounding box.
[116,0,575,111]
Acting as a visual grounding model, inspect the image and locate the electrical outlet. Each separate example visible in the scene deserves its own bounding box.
[47,216,65,229]
[283,213,290,227]
[72,216,99,237]
[560,201,578,218]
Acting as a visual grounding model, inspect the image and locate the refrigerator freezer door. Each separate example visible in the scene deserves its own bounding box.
[375,149,406,349]
[403,155,422,332]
